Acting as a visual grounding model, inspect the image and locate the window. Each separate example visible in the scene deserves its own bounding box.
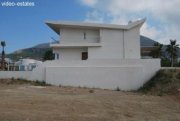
[83,32,86,40]
[57,54,59,60]
[82,52,88,60]
[55,53,59,60]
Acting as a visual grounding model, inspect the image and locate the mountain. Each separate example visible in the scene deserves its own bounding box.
[6,43,51,61]
[140,35,157,46]
[6,36,180,61]
[33,42,50,49]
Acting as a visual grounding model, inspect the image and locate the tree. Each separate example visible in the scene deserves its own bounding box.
[166,40,179,67]
[43,50,54,61]
[150,42,163,58]
[1,41,6,70]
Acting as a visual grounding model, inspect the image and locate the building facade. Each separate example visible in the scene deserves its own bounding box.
[46,19,145,61]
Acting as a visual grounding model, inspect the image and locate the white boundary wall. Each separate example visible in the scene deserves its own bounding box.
[0,64,46,81]
[0,71,32,80]
[0,59,160,90]
[46,66,144,90]
[44,59,160,90]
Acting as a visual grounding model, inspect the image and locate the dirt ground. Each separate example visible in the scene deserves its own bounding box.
[0,84,179,121]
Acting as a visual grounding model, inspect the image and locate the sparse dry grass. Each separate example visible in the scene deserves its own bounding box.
[139,69,180,96]
[0,79,179,121]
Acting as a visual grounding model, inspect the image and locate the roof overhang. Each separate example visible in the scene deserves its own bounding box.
[45,18,146,35]
[50,43,101,48]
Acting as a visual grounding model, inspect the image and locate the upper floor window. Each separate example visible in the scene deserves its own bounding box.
[83,32,86,40]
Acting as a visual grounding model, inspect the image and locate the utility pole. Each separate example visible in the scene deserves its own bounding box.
[1,41,6,70]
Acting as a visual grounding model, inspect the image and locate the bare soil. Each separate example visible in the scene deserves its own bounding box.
[0,84,180,121]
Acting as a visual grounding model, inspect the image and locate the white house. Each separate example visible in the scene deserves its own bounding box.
[46,19,144,61]
[15,59,42,71]
[40,19,160,90]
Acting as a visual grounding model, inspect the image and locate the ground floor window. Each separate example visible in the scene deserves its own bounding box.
[55,53,59,60]
[82,52,88,60]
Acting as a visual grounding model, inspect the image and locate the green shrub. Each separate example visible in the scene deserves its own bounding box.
[161,59,171,67]
[176,73,180,79]
[115,87,121,91]
[89,89,94,93]
[34,80,50,86]
[5,78,51,86]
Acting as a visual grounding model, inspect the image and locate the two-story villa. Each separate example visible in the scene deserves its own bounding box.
[46,19,144,61]
[40,19,160,90]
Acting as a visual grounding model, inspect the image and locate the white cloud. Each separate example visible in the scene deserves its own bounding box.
[79,0,98,7]
[110,16,129,25]
[141,22,160,40]
[157,25,180,45]
[79,0,180,44]
[84,10,105,23]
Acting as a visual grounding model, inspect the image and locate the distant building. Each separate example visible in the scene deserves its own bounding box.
[15,59,42,71]
[141,46,159,59]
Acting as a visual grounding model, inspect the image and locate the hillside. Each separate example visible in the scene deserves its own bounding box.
[6,35,156,60]
[140,35,157,46]
[6,43,51,61]
[139,69,180,96]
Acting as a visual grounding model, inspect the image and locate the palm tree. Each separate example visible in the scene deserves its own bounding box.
[166,40,179,67]
[1,41,6,52]
[1,41,6,70]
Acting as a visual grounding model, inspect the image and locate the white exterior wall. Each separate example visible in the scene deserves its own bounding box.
[43,59,160,90]
[88,29,124,59]
[60,28,99,43]
[53,48,87,61]
[88,26,141,59]
[124,26,141,59]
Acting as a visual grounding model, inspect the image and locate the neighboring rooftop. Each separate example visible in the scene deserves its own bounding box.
[45,18,146,34]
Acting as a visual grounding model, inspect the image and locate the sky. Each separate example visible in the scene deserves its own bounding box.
[0,0,180,53]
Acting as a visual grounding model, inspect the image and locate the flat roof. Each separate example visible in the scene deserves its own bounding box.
[45,18,146,34]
